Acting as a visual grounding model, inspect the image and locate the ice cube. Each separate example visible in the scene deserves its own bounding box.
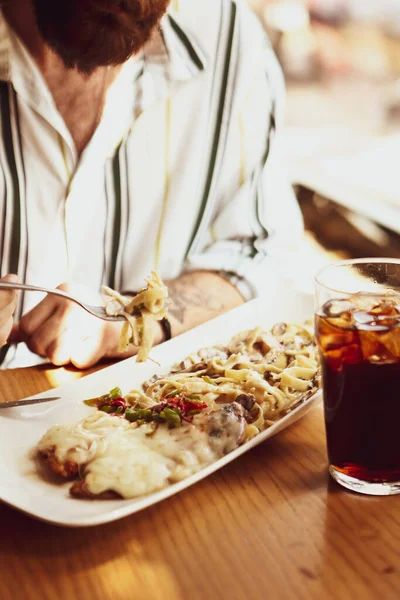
[357,323,400,362]
[359,328,389,362]
[350,293,378,313]
[376,327,400,360]
[323,343,362,370]
[324,299,354,319]
[370,301,398,317]
[367,301,400,329]
[316,314,359,353]
[353,310,376,325]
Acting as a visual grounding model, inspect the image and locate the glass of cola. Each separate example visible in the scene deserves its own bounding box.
[315,258,400,495]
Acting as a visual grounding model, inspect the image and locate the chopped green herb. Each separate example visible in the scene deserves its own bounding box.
[137,409,153,422]
[162,408,181,428]
[125,409,140,422]
[126,408,153,422]
[109,387,122,400]
[153,413,167,424]
[84,386,123,407]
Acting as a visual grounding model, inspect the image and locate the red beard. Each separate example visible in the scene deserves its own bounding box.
[32,0,170,74]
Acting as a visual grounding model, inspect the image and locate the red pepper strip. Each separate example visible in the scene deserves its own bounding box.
[160,396,208,421]
[109,398,127,408]
[182,400,207,413]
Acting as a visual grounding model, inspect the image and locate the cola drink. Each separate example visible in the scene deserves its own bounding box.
[315,296,400,484]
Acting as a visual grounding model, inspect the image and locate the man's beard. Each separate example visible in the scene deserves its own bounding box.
[32,0,169,75]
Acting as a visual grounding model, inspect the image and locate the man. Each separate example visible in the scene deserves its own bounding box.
[0,0,302,369]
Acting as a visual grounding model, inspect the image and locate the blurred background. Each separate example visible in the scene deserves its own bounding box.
[247,0,400,286]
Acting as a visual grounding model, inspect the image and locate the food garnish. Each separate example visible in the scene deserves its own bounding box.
[85,387,208,428]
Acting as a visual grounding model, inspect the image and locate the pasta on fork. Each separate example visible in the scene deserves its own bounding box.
[102,271,168,362]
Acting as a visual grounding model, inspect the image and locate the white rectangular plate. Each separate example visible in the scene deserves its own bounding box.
[0,290,321,527]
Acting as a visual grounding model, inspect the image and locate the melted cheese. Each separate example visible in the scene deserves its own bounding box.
[39,412,218,498]
[84,435,174,497]
[38,411,130,466]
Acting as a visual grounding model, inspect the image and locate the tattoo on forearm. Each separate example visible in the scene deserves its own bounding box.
[167,275,225,324]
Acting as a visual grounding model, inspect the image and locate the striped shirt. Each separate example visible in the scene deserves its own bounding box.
[0,0,303,368]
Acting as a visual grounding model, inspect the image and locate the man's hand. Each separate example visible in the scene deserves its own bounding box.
[0,274,19,347]
[10,282,140,369]
[9,272,244,369]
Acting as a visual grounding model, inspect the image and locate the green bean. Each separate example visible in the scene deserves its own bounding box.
[125,408,140,421]
[109,387,122,400]
[137,409,153,422]
[163,408,181,428]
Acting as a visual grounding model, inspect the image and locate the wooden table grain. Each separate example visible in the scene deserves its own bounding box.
[1,365,400,600]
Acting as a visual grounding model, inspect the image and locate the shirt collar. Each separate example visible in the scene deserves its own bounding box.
[144,12,208,82]
[0,8,208,85]
[0,7,208,146]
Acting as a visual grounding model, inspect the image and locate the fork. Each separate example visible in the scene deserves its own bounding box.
[0,396,61,409]
[0,281,126,322]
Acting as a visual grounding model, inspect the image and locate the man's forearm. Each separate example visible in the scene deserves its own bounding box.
[164,270,245,338]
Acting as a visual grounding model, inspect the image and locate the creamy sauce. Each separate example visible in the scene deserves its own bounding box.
[38,412,131,466]
[38,412,219,498]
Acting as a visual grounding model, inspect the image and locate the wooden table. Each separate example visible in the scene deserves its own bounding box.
[1,366,400,600]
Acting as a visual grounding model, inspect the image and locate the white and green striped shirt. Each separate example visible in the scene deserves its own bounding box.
[0,0,302,367]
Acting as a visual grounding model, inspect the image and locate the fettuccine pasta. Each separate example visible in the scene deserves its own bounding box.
[102,271,168,362]
[125,321,320,441]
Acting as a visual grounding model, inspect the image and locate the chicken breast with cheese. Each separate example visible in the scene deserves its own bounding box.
[38,403,245,499]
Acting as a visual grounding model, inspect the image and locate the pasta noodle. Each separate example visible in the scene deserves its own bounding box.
[125,321,320,441]
[102,271,168,362]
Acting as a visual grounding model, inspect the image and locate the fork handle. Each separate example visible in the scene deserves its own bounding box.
[0,281,77,303]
